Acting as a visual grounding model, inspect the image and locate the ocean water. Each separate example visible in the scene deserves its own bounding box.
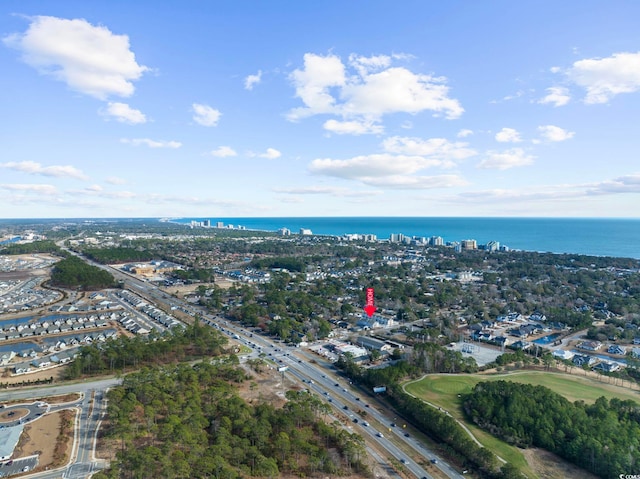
[174,217,640,260]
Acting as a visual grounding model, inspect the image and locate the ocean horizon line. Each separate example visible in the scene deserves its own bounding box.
[173,217,640,260]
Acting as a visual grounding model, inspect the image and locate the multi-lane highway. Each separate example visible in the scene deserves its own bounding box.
[38,249,466,478]
[205,316,466,479]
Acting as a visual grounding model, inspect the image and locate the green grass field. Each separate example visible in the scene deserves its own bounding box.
[404,371,640,475]
[406,371,640,405]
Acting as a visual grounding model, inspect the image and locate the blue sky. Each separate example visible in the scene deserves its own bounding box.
[1,1,640,218]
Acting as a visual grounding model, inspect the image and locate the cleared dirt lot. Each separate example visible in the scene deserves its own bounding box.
[12,409,74,473]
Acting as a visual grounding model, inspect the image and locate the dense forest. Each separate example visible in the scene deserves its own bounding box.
[464,381,640,478]
[250,256,308,272]
[64,320,227,379]
[50,256,116,290]
[94,363,369,479]
[0,239,62,255]
[83,247,156,264]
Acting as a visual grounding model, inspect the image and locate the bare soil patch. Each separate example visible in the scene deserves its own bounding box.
[2,364,65,384]
[237,361,290,407]
[12,409,74,472]
[0,407,29,422]
[521,447,599,479]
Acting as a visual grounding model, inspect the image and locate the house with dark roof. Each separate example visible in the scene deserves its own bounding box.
[607,344,626,355]
[573,354,598,367]
[579,340,603,351]
[593,361,620,373]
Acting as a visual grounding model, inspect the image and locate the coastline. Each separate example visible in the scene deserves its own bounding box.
[169,217,640,260]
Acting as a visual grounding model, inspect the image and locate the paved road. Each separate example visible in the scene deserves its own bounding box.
[210,317,465,479]
[0,378,120,479]
[53,249,465,477]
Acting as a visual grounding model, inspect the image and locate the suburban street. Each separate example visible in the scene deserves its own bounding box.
[0,378,119,479]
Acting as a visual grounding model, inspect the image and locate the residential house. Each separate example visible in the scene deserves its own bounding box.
[511,340,532,350]
[607,345,626,355]
[573,354,598,367]
[553,350,575,360]
[579,341,603,351]
[593,362,620,373]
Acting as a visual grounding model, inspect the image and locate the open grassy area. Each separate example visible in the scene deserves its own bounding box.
[404,370,640,477]
[406,370,640,405]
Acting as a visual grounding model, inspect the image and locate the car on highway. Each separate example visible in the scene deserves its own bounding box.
[431,458,438,464]
[376,432,384,438]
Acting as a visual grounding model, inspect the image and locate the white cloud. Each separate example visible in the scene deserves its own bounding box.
[192,103,221,126]
[348,53,392,76]
[103,102,146,124]
[244,70,262,90]
[359,174,468,189]
[537,125,575,142]
[310,153,449,179]
[341,66,463,119]
[259,148,282,159]
[538,86,571,107]
[273,186,382,197]
[451,173,640,204]
[455,187,581,203]
[288,53,346,120]
[287,52,463,131]
[309,134,473,190]
[0,183,58,195]
[3,15,148,100]
[0,160,88,180]
[586,173,640,195]
[457,129,473,138]
[323,119,383,135]
[308,152,468,190]
[502,90,524,101]
[106,176,127,185]
[121,138,182,148]
[210,146,237,158]
[382,136,476,162]
[477,148,535,170]
[495,128,522,143]
[566,51,640,104]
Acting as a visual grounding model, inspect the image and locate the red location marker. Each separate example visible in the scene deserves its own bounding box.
[364,288,375,317]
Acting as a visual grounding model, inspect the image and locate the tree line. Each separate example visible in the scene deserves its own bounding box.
[464,381,640,478]
[334,344,525,478]
[64,320,227,379]
[94,362,368,479]
[50,256,116,290]
[0,239,62,255]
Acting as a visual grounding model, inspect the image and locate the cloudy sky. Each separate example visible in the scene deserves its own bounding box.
[1,1,640,218]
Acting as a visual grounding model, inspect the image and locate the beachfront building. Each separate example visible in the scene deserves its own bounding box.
[429,236,444,246]
[461,239,477,250]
